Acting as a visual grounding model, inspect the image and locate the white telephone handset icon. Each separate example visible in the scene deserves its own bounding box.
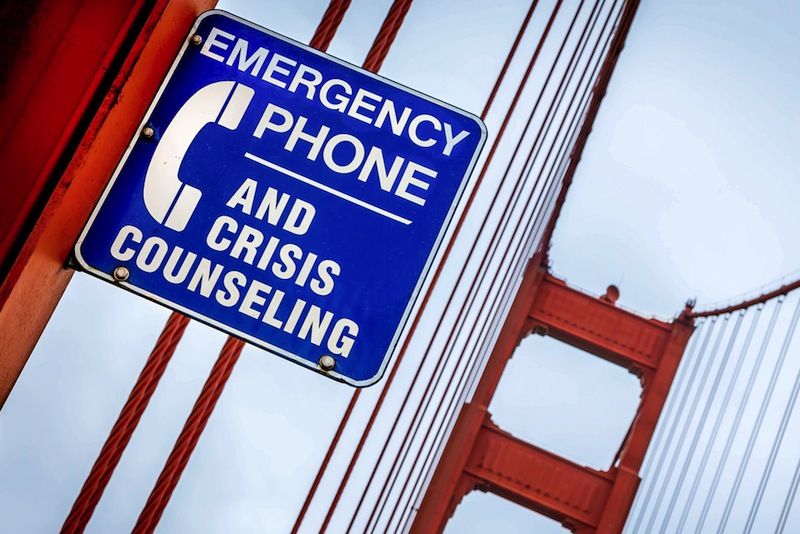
[144,81,255,231]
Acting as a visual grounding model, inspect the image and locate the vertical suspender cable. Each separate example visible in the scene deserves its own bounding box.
[394,15,624,529]
[132,337,245,533]
[310,1,444,531]
[314,2,576,530]
[657,312,744,533]
[643,315,731,534]
[625,318,706,530]
[362,0,413,73]
[673,306,763,533]
[694,297,785,534]
[627,317,705,522]
[629,318,719,533]
[61,312,190,534]
[716,296,800,534]
[356,0,591,525]
[395,3,641,527]
[743,297,800,532]
[292,6,541,531]
[776,456,800,534]
[367,3,618,530]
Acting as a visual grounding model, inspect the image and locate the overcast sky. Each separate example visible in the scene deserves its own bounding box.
[1,1,799,533]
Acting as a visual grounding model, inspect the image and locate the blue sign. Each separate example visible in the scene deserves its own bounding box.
[75,10,486,386]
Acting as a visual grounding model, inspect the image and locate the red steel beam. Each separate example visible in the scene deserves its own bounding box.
[527,275,672,377]
[466,418,615,531]
[0,0,217,408]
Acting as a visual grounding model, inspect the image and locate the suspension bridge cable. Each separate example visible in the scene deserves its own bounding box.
[132,337,244,533]
[400,95,604,529]
[358,2,611,529]
[377,9,621,530]
[628,318,719,533]
[743,298,800,533]
[715,296,799,534]
[673,306,763,533]
[308,0,351,51]
[399,102,602,533]
[398,4,639,525]
[691,277,800,318]
[61,312,190,533]
[290,0,537,528]
[362,0,413,72]
[644,314,730,534]
[307,2,569,528]
[398,28,624,525]
[624,318,706,519]
[657,312,744,533]
[693,297,785,533]
[310,7,424,533]
[776,455,800,534]
[327,0,582,528]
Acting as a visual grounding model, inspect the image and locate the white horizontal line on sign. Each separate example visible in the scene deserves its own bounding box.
[244,152,412,226]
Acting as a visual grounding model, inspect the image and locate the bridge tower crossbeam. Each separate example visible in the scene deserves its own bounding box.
[410,255,694,533]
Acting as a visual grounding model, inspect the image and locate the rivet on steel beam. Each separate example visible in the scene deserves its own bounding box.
[190,34,203,46]
[141,126,155,139]
[112,266,130,282]
[319,355,335,371]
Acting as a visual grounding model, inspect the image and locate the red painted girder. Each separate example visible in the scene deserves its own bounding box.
[0,0,216,408]
[527,275,672,375]
[466,417,615,531]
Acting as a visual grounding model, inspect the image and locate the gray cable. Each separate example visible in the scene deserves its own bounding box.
[776,453,800,533]
[694,298,784,533]
[629,318,718,533]
[657,311,744,533]
[625,318,706,531]
[674,307,762,532]
[743,297,800,532]
[716,296,800,534]
[646,315,731,534]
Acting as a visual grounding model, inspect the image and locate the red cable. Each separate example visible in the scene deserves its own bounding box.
[539,0,640,253]
[319,2,559,530]
[363,2,611,528]
[309,0,351,51]
[132,337,244,534]
[363,0,414,73]
[392,11,622,527]
[61,312,190,534]
[300,0,539,528]
[124,3,354,532]
[395,3,640,528]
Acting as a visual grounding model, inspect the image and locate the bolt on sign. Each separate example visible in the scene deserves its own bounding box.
[74,10,486,386]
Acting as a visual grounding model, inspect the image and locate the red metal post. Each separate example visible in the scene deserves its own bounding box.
[0,0,217,408]
[410,257,694,533]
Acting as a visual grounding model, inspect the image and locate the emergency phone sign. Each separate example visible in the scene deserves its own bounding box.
[75,11,486,386]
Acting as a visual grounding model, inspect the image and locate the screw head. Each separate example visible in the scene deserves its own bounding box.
[319,355,335,371]
[190,34,203,46]
[141,126,155,139]
[112,266,130,282]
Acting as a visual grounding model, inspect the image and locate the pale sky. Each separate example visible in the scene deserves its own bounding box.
[1,1,799,533]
